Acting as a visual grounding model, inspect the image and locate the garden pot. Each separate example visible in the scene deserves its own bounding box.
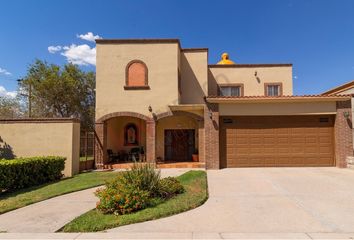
[192,154,199,162]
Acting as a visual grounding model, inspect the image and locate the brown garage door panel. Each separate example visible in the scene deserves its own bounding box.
[221,116,335,167]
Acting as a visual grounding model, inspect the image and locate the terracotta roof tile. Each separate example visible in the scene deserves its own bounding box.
[206,94,352,103]
[207,94,352,99]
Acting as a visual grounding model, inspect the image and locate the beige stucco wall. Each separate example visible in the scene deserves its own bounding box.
[106,117,146,153]
[208,66,293,96]
[0,121,80,177]
[219,102,337,116]
[96,43,179,120]
[180,51,208,104]
[156,116,199,160]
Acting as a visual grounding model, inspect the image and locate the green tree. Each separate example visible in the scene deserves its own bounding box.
[19,60,95,130]
[0,96,24,118]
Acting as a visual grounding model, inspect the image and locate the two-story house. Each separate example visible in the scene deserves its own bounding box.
[94,39,352,169]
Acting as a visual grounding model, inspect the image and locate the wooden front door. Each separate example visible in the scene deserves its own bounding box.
[164,129,195,162]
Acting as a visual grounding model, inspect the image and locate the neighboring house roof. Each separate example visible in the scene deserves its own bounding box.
[322,80,354,95]
[206,95,351,103]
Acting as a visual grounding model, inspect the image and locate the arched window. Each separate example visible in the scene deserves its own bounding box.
[125,60,149,89]
[124,123,139,146]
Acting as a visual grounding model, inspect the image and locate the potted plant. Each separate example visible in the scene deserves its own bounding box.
[192,149,199,162]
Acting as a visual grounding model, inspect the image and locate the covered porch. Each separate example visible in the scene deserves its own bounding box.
[95,106,206,169]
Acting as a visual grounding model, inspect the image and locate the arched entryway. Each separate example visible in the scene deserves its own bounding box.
[155,111,204,164]
[95,112,155,168]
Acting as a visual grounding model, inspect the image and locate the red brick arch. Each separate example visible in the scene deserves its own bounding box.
[96,111,152,123]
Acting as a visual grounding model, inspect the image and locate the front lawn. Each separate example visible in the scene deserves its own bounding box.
[0,171,120,214]
[80,156,94,161]
[61,170,207,232]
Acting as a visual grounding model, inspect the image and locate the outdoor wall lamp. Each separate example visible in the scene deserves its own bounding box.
[343,111,350,119]
[254,71,258,77]
[148,105,152,113]
[208,111,213,119]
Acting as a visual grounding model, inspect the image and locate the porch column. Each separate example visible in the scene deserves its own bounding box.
[335,100,353,167]
[198,120,205,163]
[146,119,156,163]
[94,121,107,169]
[204,103,220,169]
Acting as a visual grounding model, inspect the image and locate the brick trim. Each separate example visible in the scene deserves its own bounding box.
[96,112,152,123]
[181,48,208,52]
[335,100,353,167]
[204,103,220,169]
[146,120,156,163]
[124,86,150,90]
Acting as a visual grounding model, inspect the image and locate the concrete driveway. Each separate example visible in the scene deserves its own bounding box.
[108,167,354,238]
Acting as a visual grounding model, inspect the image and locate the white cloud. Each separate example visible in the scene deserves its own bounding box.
[0,85,17,98]
[0,67,11,76]
[48,32,100,66]
[77,32,102,42]
[61,44,96,66]
[48,45,62,54]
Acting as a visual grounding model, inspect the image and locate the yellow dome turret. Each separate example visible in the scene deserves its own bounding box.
[217,52,236,65]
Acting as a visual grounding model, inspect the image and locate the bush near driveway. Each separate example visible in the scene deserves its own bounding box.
[95,176,151,215]
[95,163,184,215]
[62,170,207,232]
[0,156,65,192]
[158,176,185,199]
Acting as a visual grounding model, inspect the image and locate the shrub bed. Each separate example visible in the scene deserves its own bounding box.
[62,170,207,232]
[95,163,185,215]
[0,156,65,192]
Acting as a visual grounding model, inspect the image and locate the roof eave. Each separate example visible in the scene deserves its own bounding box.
[206,96,351,104]
[322,80,354,95]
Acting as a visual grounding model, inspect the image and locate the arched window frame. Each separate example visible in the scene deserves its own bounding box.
[124,60,150,90]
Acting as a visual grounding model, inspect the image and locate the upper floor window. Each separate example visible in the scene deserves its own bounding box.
[219,84,244,97]
[265,83,282,96]
[125,60,149,90]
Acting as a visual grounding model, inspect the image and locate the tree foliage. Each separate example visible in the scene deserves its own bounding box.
[19,60,95,129]
[0,96,24,118]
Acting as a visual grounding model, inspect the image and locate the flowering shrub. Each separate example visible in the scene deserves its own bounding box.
[158,177,185,199]
[95,163,185,215]
[95,176,150,215]
[123,163,160,196]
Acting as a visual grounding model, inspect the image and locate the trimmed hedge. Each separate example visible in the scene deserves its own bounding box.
[0,156,65,192]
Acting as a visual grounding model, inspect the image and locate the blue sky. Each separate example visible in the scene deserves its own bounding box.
[0,0,354,96]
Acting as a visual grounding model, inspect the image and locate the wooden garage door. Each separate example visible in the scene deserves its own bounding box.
[220,116,335,167]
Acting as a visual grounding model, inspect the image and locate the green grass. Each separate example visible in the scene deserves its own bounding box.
[61,170,208,232]
[80,156,94,161]
[0,171,120,214]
